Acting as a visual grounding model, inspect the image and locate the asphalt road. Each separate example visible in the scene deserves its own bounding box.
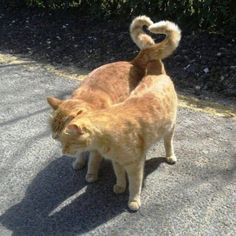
[0,60,235,236]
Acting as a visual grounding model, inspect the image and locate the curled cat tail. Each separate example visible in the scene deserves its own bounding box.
[130,15,155,49]
[148,20,181,59]
[132,20,181,69]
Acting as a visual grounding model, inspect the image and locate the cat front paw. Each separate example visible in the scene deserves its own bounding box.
[128,199,141,211]
[166,155,177,164]
[86,173,98,183]
[113,184,126,194]
[72,159,86,170]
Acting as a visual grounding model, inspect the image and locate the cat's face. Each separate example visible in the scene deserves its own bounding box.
[47,97,84,140]
[60,122,93,156]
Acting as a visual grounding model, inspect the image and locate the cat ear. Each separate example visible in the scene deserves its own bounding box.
[47,96,62,110]
[65,124,84,136]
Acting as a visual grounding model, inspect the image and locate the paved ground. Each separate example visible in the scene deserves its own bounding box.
[0,59,235,236]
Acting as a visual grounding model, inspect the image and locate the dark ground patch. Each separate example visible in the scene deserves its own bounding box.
[0,7,236,100]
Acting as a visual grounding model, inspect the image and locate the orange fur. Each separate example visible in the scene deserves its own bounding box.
[60,60,178,211]
[48,62,145,182]
[47,17,181,183]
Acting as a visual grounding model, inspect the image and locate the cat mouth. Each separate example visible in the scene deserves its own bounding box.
[62,149,77,156]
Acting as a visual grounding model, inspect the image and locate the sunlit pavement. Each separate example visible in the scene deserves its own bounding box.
[0,60,235,236]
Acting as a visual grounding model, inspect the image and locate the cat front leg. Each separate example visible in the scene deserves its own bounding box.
[112,161,127,194]
[125,159,144,211]
[86,151,103,183]
[164,125,177,164]
[72,152,87,170]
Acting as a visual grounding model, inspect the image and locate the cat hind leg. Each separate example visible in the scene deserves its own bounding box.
[164,125,177,164]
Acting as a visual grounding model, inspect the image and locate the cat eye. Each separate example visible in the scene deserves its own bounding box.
[76,110,84,116]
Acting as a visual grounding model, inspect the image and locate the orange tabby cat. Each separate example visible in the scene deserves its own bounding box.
[60,20,181,211]
[47,17,180,183]
[60,53,179,211]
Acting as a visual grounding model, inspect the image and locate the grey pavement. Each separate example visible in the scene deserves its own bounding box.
[0,61,235,236]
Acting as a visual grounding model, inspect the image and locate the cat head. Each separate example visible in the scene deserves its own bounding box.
[60,121,94,156]
[47,96,86,140]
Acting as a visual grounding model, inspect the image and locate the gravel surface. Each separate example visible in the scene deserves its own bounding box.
[0,60,235,236]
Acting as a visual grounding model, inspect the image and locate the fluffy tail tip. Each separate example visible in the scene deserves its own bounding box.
[148,20,181,35]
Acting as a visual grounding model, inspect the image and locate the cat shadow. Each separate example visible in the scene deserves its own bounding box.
[144,157,166,175]
[0,156,167,235]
